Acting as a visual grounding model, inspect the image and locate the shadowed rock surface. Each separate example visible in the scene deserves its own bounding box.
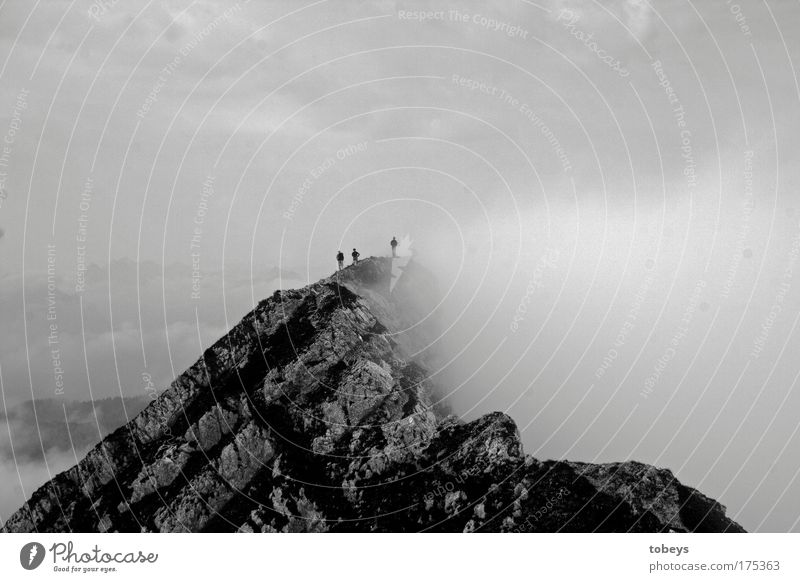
[1,257,745,533]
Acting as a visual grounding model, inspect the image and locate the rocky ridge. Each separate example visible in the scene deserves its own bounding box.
[2,257,745,532]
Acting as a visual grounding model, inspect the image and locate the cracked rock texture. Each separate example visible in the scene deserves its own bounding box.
[2,257,745,533]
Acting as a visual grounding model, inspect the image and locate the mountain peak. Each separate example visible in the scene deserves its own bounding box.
[2,257,744,532]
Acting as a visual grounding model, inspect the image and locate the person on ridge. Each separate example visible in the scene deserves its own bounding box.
[390,236,398,257]
[336,250,344,270]
[351,248,360,265]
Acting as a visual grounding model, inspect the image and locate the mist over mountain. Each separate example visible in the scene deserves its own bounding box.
[1,396,151,464]
[0,396,150,523]
[2,257,743,533]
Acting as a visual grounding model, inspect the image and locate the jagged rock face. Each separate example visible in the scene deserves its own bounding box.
[2,258,745,533]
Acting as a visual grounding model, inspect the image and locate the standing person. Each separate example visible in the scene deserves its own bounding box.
[351,248,360,265]
[336,250,344,270]
[390,236,398,257]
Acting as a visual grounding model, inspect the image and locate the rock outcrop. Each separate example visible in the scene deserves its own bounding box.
[1,257,745,533]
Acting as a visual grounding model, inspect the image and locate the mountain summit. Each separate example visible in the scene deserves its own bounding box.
[2,257,744,532]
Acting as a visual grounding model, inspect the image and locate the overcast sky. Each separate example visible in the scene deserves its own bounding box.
[1,0,800,532]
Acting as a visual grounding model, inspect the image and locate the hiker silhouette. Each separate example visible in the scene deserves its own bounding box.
[336,250,344,270]
[351,248,360,265]
[390,236,398,257]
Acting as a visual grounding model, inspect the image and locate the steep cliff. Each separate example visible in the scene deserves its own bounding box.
[2,257,745,533]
